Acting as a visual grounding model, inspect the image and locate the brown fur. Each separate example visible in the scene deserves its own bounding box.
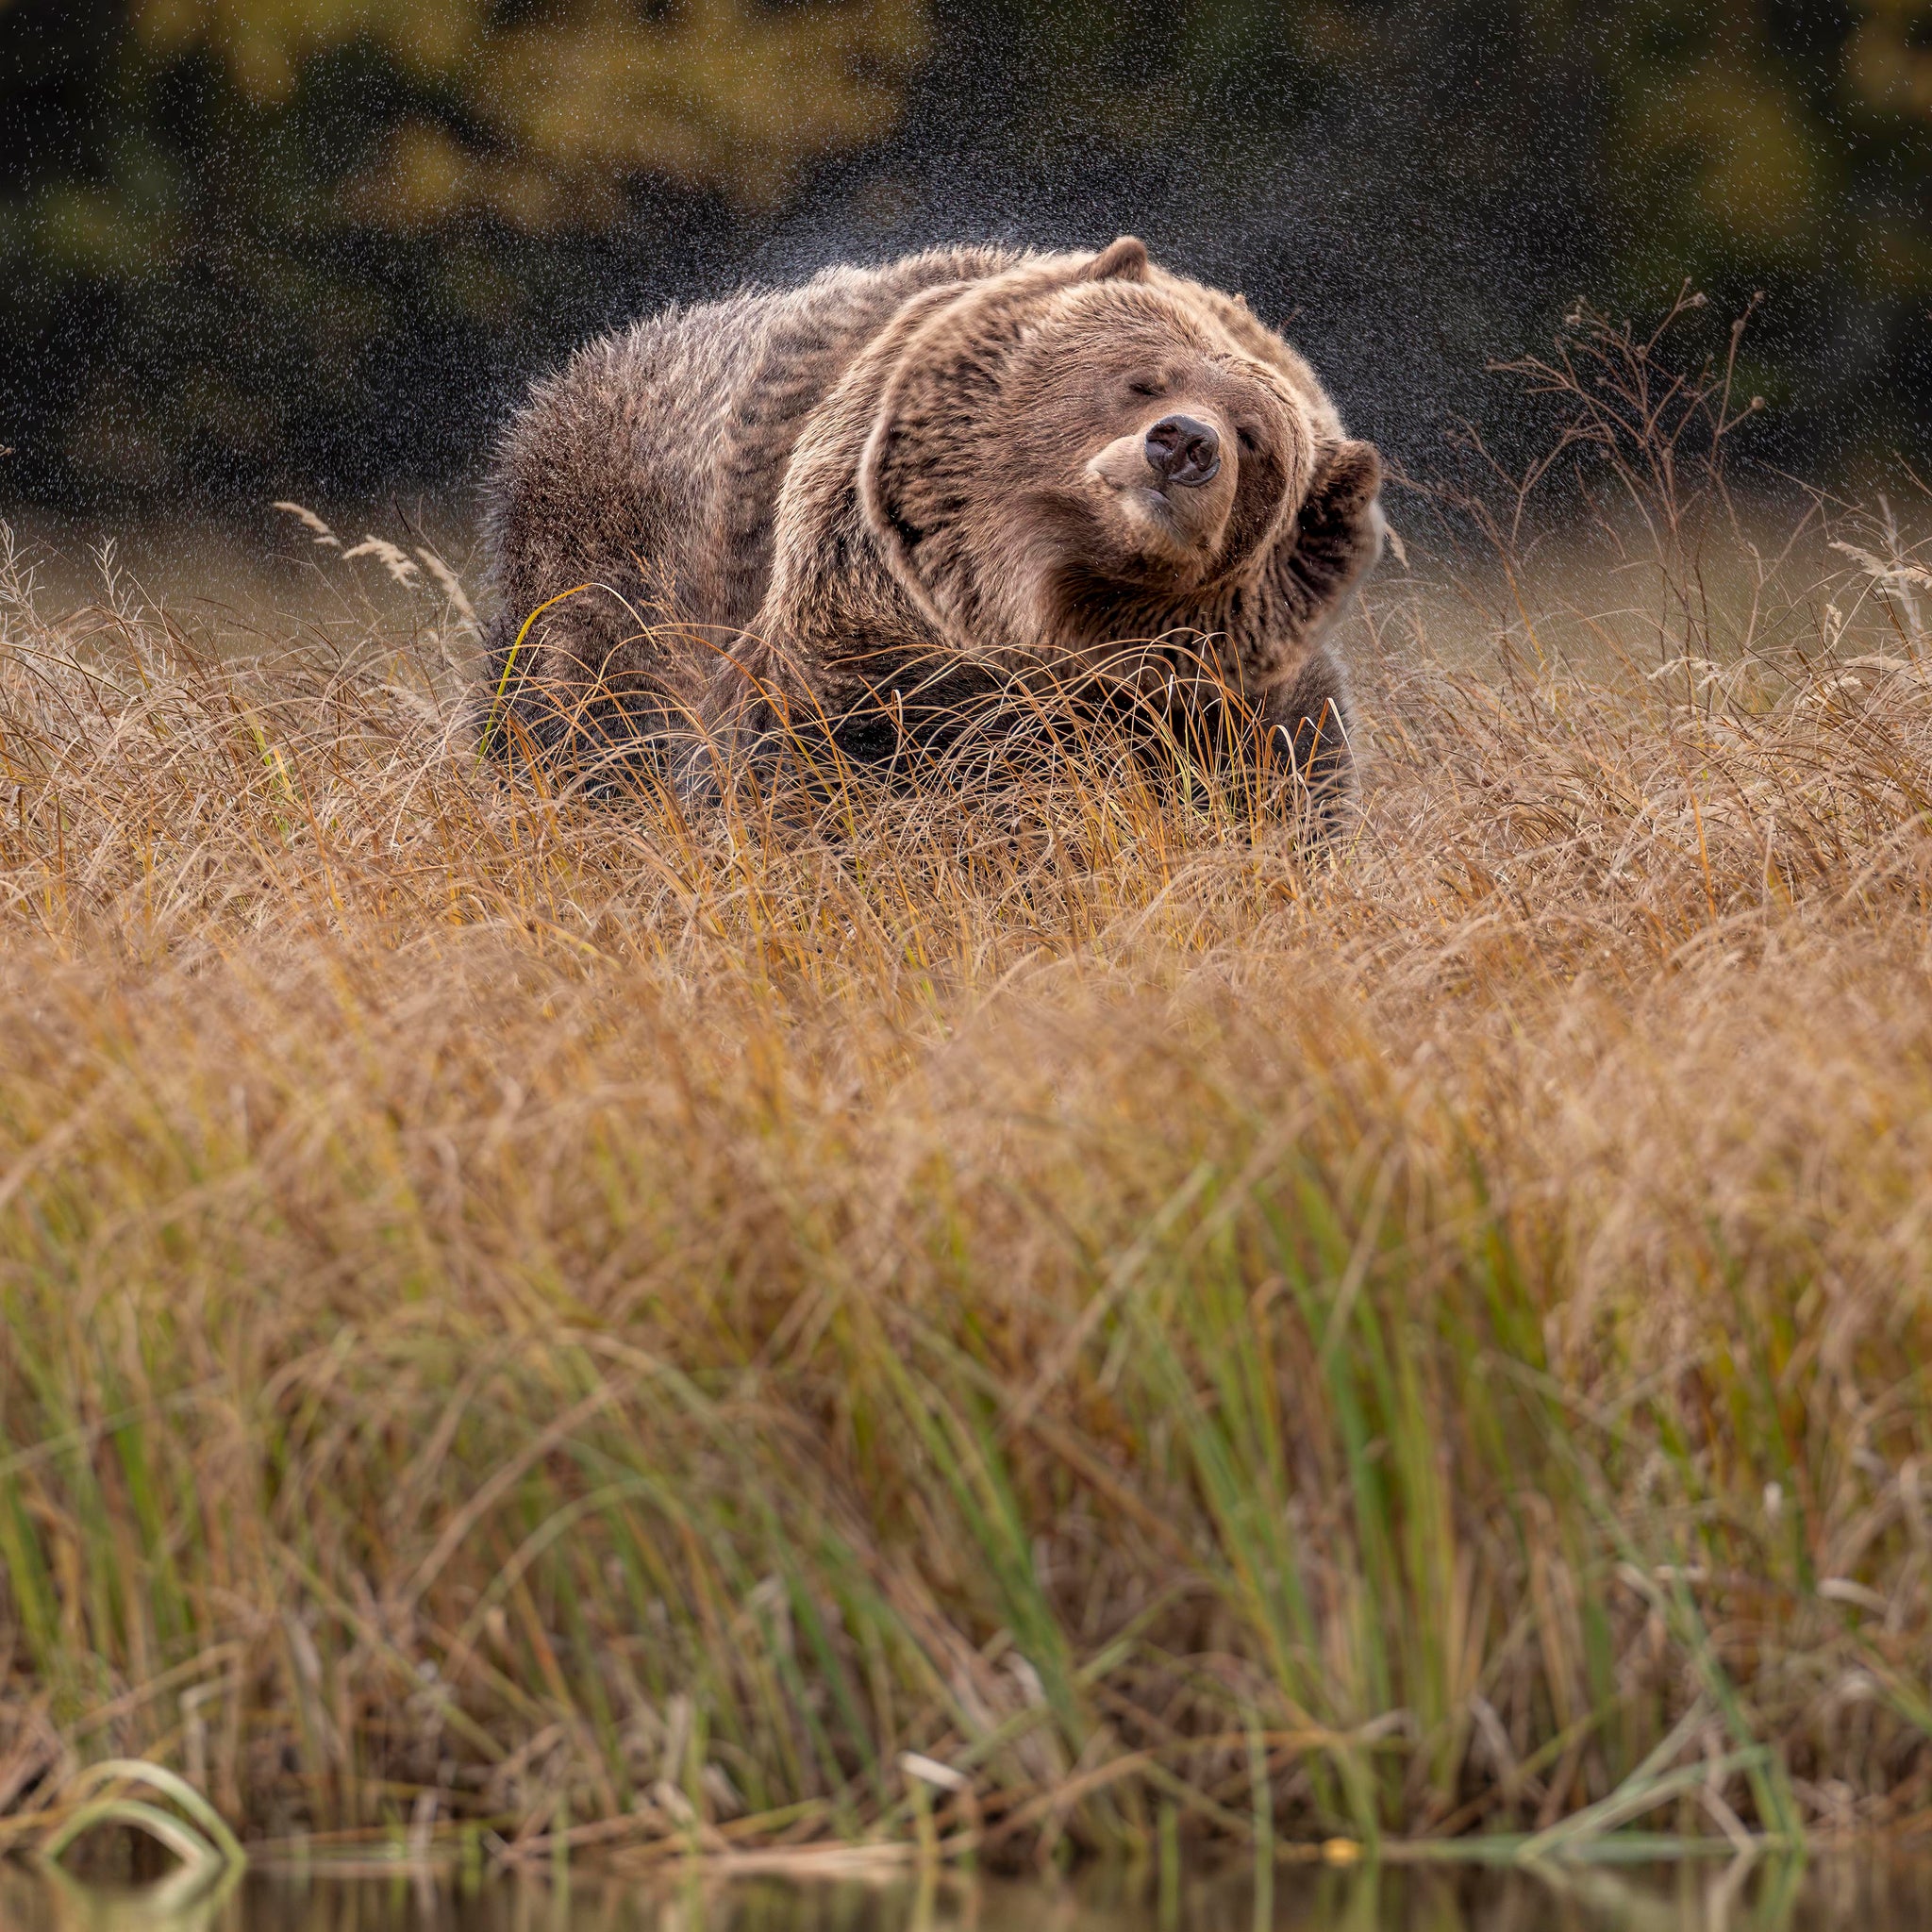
[477,238,1383,818]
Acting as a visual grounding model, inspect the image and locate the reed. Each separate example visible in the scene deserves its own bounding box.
[2,312,1931,1869]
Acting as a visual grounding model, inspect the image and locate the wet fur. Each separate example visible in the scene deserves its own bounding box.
[477,239,1382,819]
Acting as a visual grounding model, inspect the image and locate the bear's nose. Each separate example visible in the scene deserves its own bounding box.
[1144,414,1221,487]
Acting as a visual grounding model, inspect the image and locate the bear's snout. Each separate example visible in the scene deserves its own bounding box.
[1144,414,1221,488]
[1082,403,1241,579]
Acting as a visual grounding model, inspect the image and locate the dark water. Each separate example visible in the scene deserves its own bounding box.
[4,1858,1930,1932]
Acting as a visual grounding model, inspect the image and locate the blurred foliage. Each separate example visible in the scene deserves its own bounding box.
[3,0,1931,508]
[130,0,928,214]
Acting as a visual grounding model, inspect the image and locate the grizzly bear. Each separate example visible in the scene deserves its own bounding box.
[477,237,1384,821]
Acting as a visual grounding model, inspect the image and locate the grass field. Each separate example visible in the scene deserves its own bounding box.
[5,329,1932,1873]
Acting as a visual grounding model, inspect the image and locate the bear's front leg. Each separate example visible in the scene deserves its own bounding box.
[1249,647,1358,835]
[679,630,817,805]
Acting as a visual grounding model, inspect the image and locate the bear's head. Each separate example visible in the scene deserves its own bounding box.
[858,236,1372,669]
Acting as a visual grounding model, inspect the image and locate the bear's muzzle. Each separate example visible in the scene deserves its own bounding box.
[1144,413,1221,487]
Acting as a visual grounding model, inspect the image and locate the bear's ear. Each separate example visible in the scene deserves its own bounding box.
[1086,236,1149,283]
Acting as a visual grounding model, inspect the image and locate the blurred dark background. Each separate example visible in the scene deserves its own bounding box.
[5,0,1930,518]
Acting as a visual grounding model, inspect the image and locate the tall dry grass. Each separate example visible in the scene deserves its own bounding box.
[3,308,1932,1873]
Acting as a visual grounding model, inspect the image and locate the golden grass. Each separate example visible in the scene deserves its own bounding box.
[5,346,1932,1868]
